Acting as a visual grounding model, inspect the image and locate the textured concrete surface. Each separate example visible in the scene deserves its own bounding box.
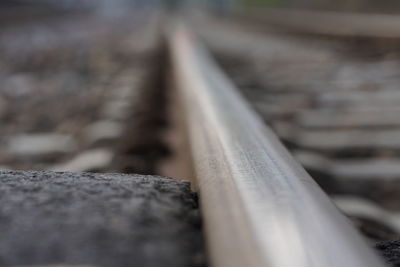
[376,240,400,267]
[0,171,205,267]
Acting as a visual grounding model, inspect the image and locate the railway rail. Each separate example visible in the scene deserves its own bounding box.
[189,8,400,266]
[169,24,386,267]
[1,8,400,267]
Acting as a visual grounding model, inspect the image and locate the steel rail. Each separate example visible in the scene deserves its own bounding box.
[169,25,386,267]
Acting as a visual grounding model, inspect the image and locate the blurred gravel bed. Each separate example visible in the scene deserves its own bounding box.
[0,11,170,174]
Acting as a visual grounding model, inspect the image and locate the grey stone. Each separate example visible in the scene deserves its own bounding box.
[0,171,205,267]
[333,159,400,179]
[2,73,36,99]
[49,149,113,172]
[101,100,131,120]
[107,85,134,100]
[295,150,400,180]
[317,90,400,108]
[83,121,123,145]
[0,96,6,117]
[7,134,77,157]
[297,110,400,128]
[333,196,400,234]
[376,240,400,267]
[296,129,400,150]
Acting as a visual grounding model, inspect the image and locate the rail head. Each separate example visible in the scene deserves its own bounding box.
[169,25,386,267]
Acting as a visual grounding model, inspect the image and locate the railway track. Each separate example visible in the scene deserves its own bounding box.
[169,24,386,267]
[0,8,400,267]
[190,8,400,266]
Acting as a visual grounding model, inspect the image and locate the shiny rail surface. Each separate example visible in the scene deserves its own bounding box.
[169,25,386,267]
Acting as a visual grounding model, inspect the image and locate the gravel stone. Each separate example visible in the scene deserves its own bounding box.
[2,73,36,99]
[376,240,400,267]
[101,100,131,120]
[0,171,205,267]
[49,149,113,172]
[7,134,77,157]
[83,121,123,145]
